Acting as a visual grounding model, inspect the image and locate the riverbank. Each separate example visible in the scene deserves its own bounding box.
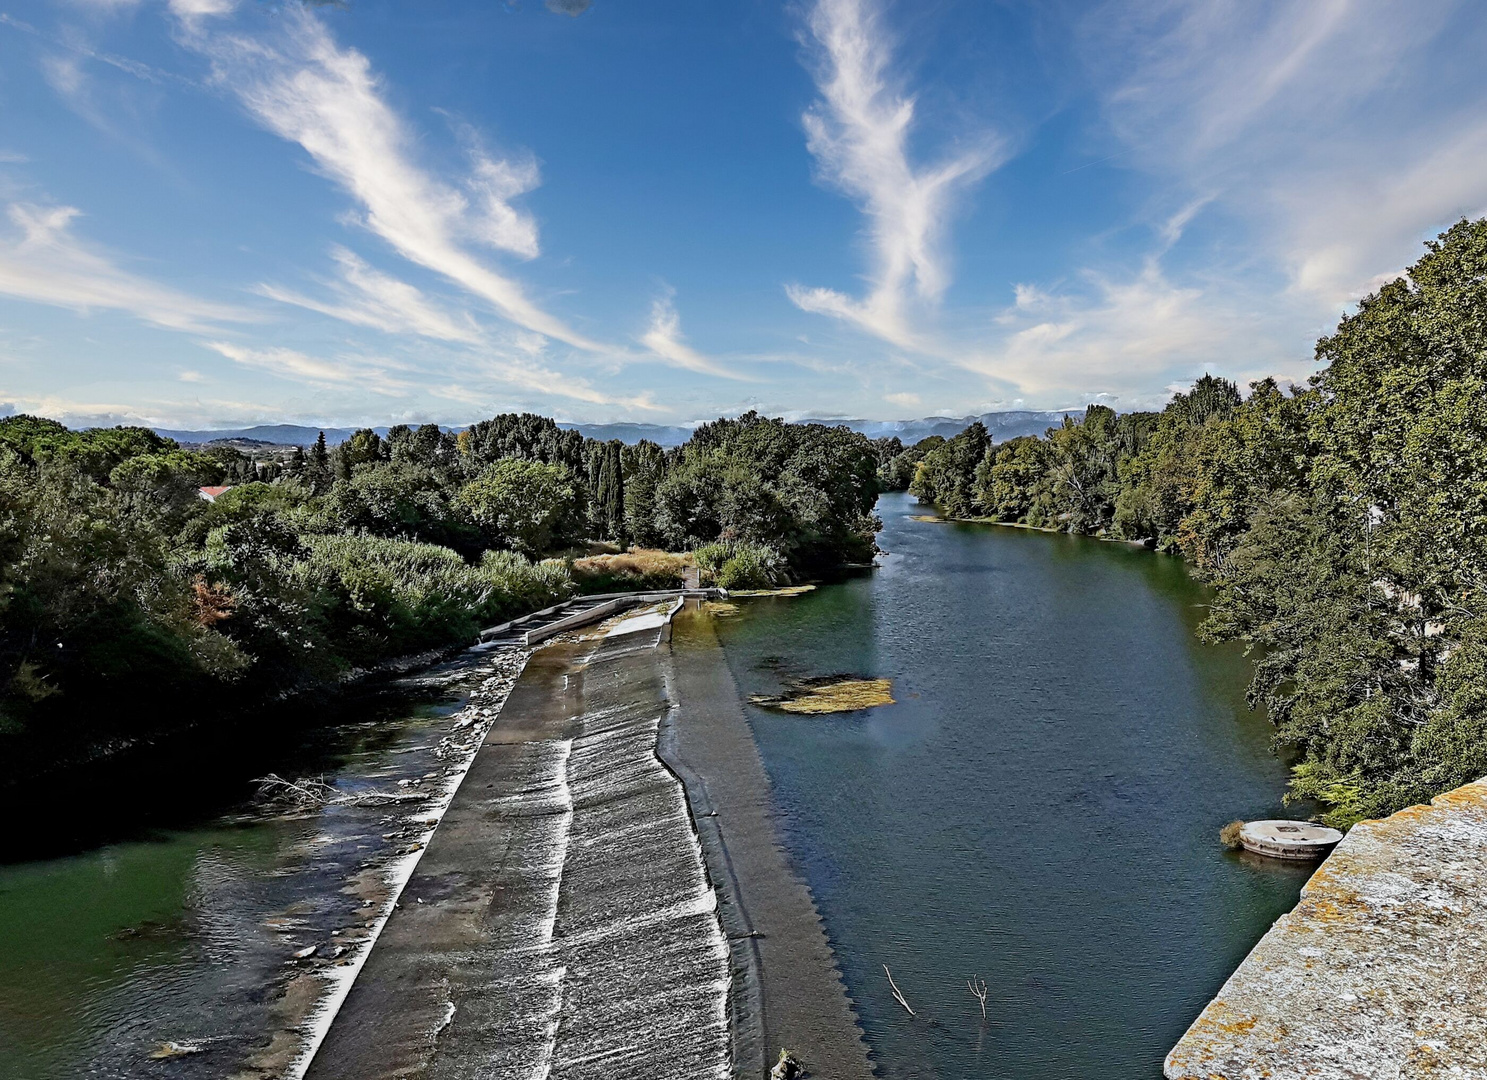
[0,643,529,1080]
[910,507,1156,547]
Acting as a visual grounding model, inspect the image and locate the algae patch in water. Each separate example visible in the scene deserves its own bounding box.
[728,584,818,597]
[703,601,740,617]
[750,675,895,715]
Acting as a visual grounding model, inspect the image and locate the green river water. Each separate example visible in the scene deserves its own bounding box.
[0,492,1311,1078]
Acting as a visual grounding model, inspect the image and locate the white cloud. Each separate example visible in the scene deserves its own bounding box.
[0,202,251,332]
[180,8,601,349]
[168,0,236,19]
[945,0,1487,407]
[466,153,541,260]
[639,290,748,380]
[884,391,920,408]
[959,258,1291,409]
[1082,0,1487,305]
[257,246,485,345]
[207,341,412,396]
[787,0,1000,348]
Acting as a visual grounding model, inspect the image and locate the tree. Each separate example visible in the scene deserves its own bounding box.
[309,431,331,493]
[456,458,584,557]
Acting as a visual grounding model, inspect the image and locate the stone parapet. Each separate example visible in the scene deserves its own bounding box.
[1165,778,1487,1079]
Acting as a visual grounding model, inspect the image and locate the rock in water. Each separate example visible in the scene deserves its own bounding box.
[771,1048,802,1079]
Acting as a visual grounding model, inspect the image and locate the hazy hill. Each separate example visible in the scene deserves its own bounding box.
[149,411,1080,449]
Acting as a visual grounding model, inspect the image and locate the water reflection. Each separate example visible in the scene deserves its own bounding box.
[717,493,1312,1080]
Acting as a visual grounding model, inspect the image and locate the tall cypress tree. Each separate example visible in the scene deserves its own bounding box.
[606,441,625,543]
[308,431,331,492]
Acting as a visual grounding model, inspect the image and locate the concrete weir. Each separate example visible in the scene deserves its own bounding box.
[1165,777,1487,1079]
[304,608,730,1080]
[303,598,871,1080]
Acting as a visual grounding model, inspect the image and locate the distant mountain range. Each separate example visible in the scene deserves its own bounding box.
[800,411,1080,445]
[151,411,1080,449]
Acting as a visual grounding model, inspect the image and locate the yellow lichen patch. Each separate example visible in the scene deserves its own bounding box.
[750,676,894,714]
[728,585,818,597]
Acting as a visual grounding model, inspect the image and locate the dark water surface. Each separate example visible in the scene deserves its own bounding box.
[715,493,1312,1080]
[0,654,505,1080]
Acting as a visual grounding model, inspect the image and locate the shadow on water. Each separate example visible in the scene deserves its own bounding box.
[0,668,477,1080]
[715,492,1314,1080]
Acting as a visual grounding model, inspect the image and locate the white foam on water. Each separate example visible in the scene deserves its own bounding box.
[285,650,530,1080]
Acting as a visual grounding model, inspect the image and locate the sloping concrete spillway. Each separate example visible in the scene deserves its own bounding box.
[304,616,730,1080]
[1165,778,1487,1079]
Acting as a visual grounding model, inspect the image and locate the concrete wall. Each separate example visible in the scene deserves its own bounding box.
[1165,778,1487,1079]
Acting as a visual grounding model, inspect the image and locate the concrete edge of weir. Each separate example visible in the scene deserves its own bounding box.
[300,590,870,1080]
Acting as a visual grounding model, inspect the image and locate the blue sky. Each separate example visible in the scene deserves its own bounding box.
[3,0,1487,428]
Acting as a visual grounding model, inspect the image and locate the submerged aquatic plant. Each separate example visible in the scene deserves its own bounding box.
[749,675,894,714]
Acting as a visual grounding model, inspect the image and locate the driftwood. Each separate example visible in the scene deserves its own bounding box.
[883,965,915,1016]
[967,975,989,1018]
[253,773,429,809]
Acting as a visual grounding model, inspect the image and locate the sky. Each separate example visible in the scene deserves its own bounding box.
[2,0,1487,429]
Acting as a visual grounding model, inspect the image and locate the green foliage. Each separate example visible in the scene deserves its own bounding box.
[622,440,668,548]
[0,403,879,783]
[904,219,1487,825]
[910,424,988,517]
[297,535,571,661]
[456,458,584,557]
[881,435,942,491]
[655,412,880,570]
[460,412,586,472]
[694,540,788,590]
[321,461,479,553]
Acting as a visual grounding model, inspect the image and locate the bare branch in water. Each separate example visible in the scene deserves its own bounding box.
[883,965,915,1016]
[967,975,989,1018]
[253,773,429,809]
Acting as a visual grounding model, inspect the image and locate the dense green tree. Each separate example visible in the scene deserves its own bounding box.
[622,440,668,548]
[910,424,988,517]
[456,458,584,557]
[308,431,332,493]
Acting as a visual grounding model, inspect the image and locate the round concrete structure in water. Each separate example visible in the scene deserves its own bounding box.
[1240,820,1343,859]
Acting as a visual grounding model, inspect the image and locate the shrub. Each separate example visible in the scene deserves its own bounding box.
[695,540,787,590]
[477,549,574,617]
[1219,820,1246,849]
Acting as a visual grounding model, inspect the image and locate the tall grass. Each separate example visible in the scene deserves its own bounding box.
[302,535,573,661]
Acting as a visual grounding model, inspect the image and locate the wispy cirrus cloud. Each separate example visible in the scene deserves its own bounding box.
[639,289,749,380]
[176,6,602,350]
[207,340,413,396]
[951,0,1487,408]
[0,202,251,332]
[1081,0,1487,305]
[787,0,1000,349]
[256,246,484,345]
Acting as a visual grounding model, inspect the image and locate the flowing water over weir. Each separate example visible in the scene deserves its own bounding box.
[302,614,730,1080]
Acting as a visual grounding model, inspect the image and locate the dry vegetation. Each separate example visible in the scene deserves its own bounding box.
[571,548,693,591]
[750,675,895,714]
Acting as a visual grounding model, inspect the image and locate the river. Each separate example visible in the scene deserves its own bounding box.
[0,647,526,1080]
[712,492,1311,1079]
[0,492,1308,1079]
